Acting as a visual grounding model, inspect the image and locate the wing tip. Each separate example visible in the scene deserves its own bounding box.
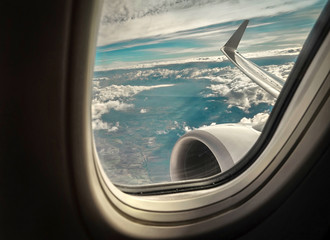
[223,20,249,50]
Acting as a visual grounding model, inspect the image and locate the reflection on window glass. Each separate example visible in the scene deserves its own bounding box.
[92,0,326,185]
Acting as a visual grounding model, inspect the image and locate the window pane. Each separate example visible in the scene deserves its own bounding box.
[92,0,326,185]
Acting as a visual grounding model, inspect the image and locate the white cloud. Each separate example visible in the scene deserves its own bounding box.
[184,126,193,133]
[92,119,109,130]
[156,130,169,135]
[94,84,175,103]
[108,122,120,132]
[204,63,295,112]
[262,62,295,80]
[242,48,301,59]
[92,120,120,132]
[239,112,270,131]
[92,100,134,119]
[97,0,317,46]
[93,77,110,81]
[181,112,269,133]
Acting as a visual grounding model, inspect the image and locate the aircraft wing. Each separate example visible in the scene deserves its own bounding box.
[221,20,285,98]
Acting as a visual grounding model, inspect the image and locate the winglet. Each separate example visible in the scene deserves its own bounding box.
[224,20,249,50]
[221,20,284,98]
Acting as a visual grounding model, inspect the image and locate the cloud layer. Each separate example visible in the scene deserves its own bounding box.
[92,83,175,130]
[92,60,293,135]
[98,0,317,46]
[203,63,294,112]
[94,48,299,72]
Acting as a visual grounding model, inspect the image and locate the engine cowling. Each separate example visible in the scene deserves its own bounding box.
[170,124,260,181]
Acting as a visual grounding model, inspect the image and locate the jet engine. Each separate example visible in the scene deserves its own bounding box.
[170,124,260,181]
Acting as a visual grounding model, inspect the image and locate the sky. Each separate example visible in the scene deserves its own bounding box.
[94,0,326,71]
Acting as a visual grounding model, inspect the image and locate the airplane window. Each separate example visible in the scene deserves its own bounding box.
[92,0,327,187]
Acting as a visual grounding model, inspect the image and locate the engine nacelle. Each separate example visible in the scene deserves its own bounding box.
[170,124,260,181]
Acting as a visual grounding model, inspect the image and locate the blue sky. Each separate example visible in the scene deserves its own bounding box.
[95,0,326,70]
